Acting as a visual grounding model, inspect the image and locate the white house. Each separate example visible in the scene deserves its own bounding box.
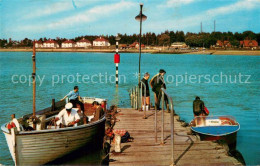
[93,37,110,46]
[61,40,76,48]
[76,38,92,48]
[171,42,188,48]
[35,41,43,48]
[42,39,59,48]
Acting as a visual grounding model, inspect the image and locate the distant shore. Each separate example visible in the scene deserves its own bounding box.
[0,48,260,55]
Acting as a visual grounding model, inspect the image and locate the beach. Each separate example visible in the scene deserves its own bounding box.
[1,48,260,55]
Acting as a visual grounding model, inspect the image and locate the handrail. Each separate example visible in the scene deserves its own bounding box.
[129,80,147,118]
[154,88,175,165]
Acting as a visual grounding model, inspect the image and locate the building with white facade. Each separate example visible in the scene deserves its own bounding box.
[42,39,59,48]
[76,38,92,48]
[61,40,76,48]
[93,37,110,46]
[35,41,43,48]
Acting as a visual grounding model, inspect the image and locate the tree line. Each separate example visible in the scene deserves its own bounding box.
[1,30,259,48]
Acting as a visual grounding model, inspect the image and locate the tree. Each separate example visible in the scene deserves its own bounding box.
[158,34,170,46]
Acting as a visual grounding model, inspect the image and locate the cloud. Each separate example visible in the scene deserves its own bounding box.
[160,0,195,8]
[148,0,260,32]
[23,1,74,19]
[19,1,135,32]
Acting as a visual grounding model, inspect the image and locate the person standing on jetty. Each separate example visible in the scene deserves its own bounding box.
[150,69,166,110]
[139,72,150,110]
[61,86,85,112]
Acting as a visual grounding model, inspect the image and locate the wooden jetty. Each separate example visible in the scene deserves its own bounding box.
[109,108,243,166]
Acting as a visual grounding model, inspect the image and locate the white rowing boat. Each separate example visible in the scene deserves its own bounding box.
[1,97,106,165]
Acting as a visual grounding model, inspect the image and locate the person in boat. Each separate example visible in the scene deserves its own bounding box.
[91,101,104,122]
[193,96,208,125]
[55,103,80,127]
[61,86,84,112]
[139,72,150,110]
[150,69,166,110]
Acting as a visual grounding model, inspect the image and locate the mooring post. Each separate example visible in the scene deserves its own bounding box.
[32,40,36,130]
[161,90,164,145]
[114,35,121,87]
[51,99,55,111]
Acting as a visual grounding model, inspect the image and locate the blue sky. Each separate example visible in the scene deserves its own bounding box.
[0,0,260,40]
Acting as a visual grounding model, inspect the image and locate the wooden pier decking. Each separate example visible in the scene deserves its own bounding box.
[109,108,243,166]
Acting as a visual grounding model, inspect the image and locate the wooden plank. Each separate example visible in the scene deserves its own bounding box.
[109,108,243,166]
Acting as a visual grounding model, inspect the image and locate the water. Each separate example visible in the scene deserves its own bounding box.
[0,52,259,165]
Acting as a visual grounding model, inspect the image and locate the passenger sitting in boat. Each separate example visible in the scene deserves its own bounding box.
[91,101,104,122]
[55,103,80,127]
[7,114,20,132]
[60,86,84,112]
[193,96,207,126]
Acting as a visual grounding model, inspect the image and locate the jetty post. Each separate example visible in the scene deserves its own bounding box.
[135,3,147,110]
[32,40,36,129]
[114,35,121,87]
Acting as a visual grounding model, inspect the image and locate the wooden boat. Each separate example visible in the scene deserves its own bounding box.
[1,97,106,165]
[190,115,240,145]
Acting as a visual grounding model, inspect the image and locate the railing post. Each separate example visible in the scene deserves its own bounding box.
[170,98,175,164]
[155,103,157,143]
[134,87,136,109]
[131,88,133,108]
[161,90,164,145]
[135,86,138,110]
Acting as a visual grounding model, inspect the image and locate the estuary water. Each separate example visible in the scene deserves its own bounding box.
[0,52,259,165]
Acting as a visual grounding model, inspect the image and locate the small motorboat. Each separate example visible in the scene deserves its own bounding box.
[190,116,240,146]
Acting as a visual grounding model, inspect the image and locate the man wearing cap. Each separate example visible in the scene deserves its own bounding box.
[150,69,166,110]
[61,86,84,112]
[55,103,80,127]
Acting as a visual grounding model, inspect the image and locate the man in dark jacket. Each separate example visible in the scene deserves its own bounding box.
[150,69,166,110]
[193,96,205,116]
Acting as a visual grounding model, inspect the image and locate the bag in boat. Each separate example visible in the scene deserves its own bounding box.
[204,106,209,115]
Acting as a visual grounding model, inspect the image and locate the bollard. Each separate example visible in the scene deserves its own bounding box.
[114,134,121,152]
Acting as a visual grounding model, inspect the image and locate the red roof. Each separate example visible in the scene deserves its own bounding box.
[77,38,91,43]
[94,37,108,42]
[44,40,58,44]
[223,41,231,47]
[62,40,75,44]
[240,40,258,47]
[130,42,139,47]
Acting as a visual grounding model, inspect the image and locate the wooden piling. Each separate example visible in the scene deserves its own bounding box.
[32,41,36,130]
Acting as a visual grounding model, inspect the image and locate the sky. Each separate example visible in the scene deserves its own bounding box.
[0,0,260,40]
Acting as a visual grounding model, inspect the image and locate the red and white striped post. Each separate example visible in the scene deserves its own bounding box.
[114,35,121,87]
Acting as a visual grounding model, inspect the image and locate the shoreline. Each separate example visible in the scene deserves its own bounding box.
[0,48,260,55]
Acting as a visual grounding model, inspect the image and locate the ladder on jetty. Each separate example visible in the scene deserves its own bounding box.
[109,87,243,165]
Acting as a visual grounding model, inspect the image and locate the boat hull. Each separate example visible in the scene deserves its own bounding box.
[3,116,105,165]
[197,131,237,145]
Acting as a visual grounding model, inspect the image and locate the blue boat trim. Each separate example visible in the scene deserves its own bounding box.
[191,124,240,136]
